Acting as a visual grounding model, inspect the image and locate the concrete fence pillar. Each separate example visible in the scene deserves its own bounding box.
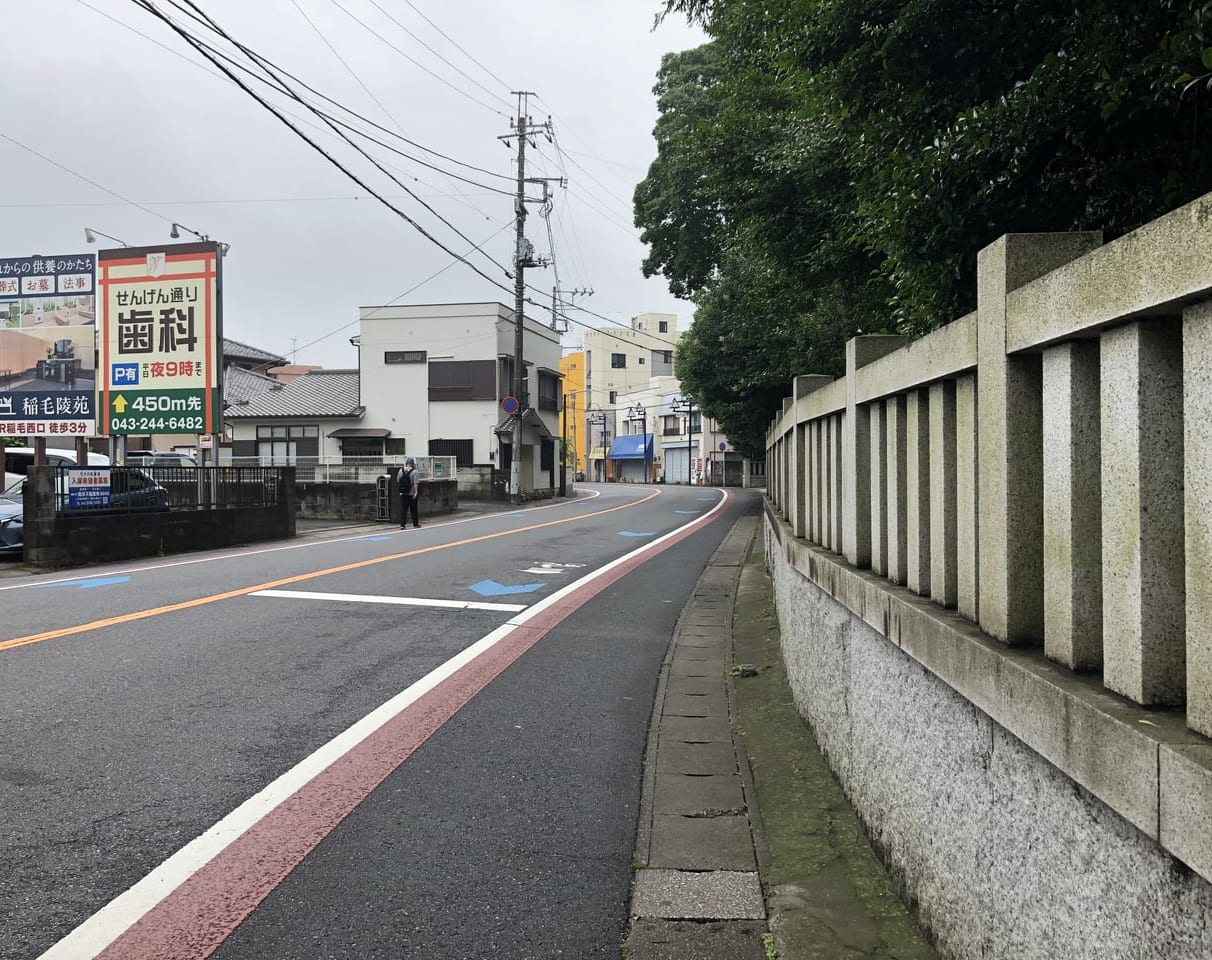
[976,232,1102,645]
[830,414,844,552]
[793,375,833,542]
[929,380,958,607]
[955,374,979,621]
[870,401,888,576]
[843,336,908,567]
[824,416,835,549]
[885,394,909,585]
[1185,301,1212,737]
[906,389,932,596]
[1042,341,1103,670]
[1101,318,1185,706]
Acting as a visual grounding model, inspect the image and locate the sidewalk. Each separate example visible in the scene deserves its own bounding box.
[625,514,939,960]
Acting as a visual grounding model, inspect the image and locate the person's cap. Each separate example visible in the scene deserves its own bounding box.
[405,458,415,465]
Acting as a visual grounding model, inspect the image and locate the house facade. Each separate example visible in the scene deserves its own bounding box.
[356,302,562,493]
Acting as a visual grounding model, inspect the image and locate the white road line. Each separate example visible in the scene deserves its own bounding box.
[35,489,732,960]
[252,588,527,613]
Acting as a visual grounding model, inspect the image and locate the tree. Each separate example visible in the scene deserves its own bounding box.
[641,0,1212,441]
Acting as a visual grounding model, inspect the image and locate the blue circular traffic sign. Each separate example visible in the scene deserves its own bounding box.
[502,396,520,415]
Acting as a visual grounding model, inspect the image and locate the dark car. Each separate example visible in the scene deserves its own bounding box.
[0,496,22,558]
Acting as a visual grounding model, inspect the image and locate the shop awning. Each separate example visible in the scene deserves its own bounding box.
[607,434,653,461]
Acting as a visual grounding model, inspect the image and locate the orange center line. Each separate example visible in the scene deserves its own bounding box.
[0,490,663,653]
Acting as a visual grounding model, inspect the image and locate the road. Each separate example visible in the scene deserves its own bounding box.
[0,483,755,959]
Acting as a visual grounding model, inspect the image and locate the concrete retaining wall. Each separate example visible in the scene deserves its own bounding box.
[766,514,1212,960]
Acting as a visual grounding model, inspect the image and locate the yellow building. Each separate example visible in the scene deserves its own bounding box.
[559,351,586,476]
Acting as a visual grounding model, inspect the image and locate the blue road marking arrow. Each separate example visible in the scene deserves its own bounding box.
[618,530,657,538]
[469,579,546,597]
[36,575,131,590]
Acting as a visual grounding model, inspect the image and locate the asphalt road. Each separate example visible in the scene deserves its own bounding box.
[0,483,757,960]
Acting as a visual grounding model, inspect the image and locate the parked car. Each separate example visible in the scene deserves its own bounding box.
[4,446,111,495]
[0,495,22,558]
[0,466,169,560]
[125,451,198,467]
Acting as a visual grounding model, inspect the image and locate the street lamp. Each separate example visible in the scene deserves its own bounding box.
[84,227,127,247]
[627,402,648,483]
[171,222,230,257]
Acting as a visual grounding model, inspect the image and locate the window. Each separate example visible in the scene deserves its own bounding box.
[430,438,474,466]
[255,424,319,461]
[429,360,496,401]
[384,350,427,364]
[638,357,645,365]
[658,321,668,333]
[386,437,407,456]
[609,390,618,404]
[660,351,673,364]
[537,371,560,412]
[540,437,555,471]
[611,353,626,369]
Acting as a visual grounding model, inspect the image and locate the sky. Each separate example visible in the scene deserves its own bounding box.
[1,0,704,368]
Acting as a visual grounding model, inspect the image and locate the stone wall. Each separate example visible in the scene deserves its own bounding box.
[764,192,1212,953]
[766,513,1212,960]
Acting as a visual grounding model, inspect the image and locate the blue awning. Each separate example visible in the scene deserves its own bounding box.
[607,434,653,460]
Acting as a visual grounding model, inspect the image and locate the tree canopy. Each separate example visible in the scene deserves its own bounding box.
[637,0,1212,458]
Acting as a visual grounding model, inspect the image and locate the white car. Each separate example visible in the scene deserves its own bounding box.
[3,446,111,495]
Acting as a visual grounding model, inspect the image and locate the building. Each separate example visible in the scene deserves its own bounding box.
[226,369,364,461]
[355,303,562,491]
[559,351,585,477]
[581,312,679,414]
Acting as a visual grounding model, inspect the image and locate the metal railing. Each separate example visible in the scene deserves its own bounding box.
[52,465,284,514]
[225,455,457,484]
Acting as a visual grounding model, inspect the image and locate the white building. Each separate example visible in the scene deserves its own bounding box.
[581,312,680,412]
[356,303,562,490]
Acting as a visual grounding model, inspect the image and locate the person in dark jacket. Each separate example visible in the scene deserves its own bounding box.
[398,457,419,528]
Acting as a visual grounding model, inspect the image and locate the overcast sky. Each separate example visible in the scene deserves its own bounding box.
[1,0,703,367]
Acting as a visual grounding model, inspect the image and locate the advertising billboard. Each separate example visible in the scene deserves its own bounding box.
[0,253,98,438]
[97,242,223,436]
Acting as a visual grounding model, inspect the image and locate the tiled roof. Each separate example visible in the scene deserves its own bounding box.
[223,365,281,406]
[223,337,287,366]
[225,369,363,419]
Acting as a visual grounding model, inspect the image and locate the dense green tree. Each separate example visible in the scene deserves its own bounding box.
[639,0,1212,456]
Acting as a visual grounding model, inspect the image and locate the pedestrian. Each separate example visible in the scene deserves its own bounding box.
[398,457,419,528]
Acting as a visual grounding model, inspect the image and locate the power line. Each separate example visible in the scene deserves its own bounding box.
[151,0,510,275]
[156,3,517,193]
[288,0,405,136]
[357,0,513,109]
[289,220,515,357]
[71,0,513,219]
[0,133,173,225]
[397,0,512,92]
[130,0,519,301]
[324,0,508,117]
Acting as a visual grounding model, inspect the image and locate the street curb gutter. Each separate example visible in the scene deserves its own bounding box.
[626,505,939,960]
[625,513,769,960]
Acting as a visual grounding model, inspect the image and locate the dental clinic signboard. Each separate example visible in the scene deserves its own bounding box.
[0,252,98,437]
[98,242,223,436]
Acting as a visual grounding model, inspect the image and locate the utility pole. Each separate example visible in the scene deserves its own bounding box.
[499,91,555,503]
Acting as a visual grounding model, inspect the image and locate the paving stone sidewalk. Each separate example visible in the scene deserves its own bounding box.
[624,511,939,960]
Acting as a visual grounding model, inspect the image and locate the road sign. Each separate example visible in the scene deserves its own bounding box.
[502,396,519,415]
[98,242,223,436]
